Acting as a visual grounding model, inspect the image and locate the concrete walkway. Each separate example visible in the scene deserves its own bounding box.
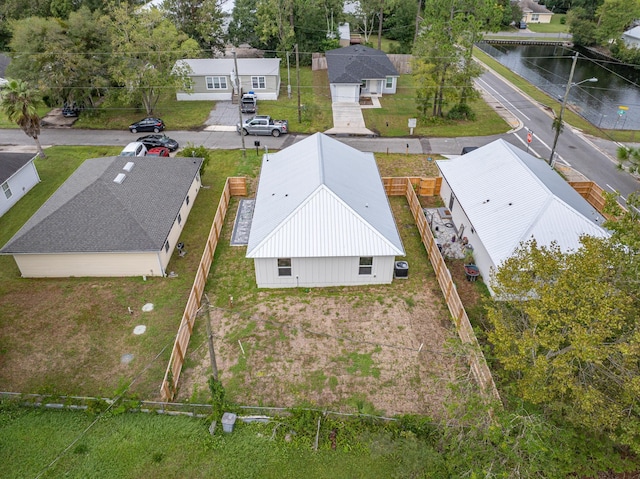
[325,102,377,136]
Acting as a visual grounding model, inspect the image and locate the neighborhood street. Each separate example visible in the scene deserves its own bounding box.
[0,67,638,206]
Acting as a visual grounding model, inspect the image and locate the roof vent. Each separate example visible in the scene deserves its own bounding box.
[114,173,126,184]
[123,161,135,172]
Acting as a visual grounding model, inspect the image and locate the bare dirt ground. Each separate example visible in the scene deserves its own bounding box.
[177,288,466,417]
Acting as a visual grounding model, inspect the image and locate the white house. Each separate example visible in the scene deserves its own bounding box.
[175,58,281,101]
[517,0,553,24]
[0,152,40,218]
[622,26,640,48]
[325,45,399,103]
[246,133,404,288]
[0,155,203,278]
[436,139,609,295]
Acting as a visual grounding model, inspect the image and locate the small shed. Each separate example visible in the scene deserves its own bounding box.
[1,156,203,278]
[0,152,40,218]
[436,139,609,295]
[325,45,399,103]
[246,133,404,288]
[176,58,281,101]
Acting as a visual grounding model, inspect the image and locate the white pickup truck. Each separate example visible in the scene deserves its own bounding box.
[237,115,289,137]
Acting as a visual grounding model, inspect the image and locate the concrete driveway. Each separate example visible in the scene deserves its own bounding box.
[325,102,376,136]
[204,101,253,131]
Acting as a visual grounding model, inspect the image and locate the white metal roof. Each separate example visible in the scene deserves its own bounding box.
[436,139,609,268]
[176,58,281,77]
[246,133,404,258]
[623,26,640,41]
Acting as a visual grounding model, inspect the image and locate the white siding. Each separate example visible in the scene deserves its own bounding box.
[382,77,397,94]
[177,91,231,101]
[13,252,164,278]
[330,84,359,103]
[0,161,40,217]
[254,255,396,288]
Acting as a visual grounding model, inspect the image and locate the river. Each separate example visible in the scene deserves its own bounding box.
[477,43,640,131]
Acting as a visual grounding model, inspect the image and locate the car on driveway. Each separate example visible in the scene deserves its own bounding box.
[136,134,179,151]
[120,141,148,157]
[147,147,170,157]
[129,117,165,133]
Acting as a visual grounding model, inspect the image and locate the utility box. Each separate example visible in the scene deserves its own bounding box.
[394,261,409,279]
[221,412,237,433]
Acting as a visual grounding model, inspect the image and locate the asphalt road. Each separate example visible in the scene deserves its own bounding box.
[1,68,638,204]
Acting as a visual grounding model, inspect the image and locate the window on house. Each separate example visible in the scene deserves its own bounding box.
[165,241,170,253]
[178,213,182,225]
[206,76,227,89]
[531,14,539,21]
[277,258,292,276]
[1,182,11,199]
[385,77,394,88]
[251,76,266,89]
[186,195,190,205]
[359,257,373,275]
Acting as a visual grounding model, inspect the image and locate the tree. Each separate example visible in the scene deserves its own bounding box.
[384,0,418,53]
[160,0,225,54]
[256,0,295,55]
[412,0,501,118]
[486,236,640,453]
[594,0,640,46]
[107,4,201,115]
[0,79,46,158]
[227,0,262,48]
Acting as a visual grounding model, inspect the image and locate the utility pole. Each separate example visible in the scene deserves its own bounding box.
[296,43,301,123]
[549,52,578,166]
[287,51,291,99]
[203,294,218,381]
[233,50,246,157]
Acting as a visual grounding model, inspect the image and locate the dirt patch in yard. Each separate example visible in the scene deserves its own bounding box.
[177,284,467,418]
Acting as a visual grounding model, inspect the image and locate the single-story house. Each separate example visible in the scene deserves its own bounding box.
[436,139,609,295]
[0,155,203,278]
[0,152,40,218]
[622,26,640,48]
[517,0,553,24]
[246,132,405,288]
[175,58,281,101]
[325,45,399,103]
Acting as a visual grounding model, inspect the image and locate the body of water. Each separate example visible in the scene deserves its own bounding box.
[477,43,640,130]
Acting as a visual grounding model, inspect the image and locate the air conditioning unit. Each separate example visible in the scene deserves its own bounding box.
[394,261,409,279]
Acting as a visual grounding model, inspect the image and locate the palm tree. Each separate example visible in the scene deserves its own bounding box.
[0,79,46,158]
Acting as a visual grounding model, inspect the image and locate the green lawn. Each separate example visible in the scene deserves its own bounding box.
[527,15,569,34]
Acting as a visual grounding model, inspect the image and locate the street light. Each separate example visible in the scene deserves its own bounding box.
[548,52,597,166]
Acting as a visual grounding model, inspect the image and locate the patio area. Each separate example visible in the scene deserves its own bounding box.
[423,207,470,260]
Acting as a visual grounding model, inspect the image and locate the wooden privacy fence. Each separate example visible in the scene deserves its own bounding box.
[389,177,501,402]
[569,181,607,213]
[383,176,441,197]
[160,177,247,402]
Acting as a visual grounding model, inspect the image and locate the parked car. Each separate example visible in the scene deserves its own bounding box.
[129,117,165,133]
[516,21,527,29]
[62,102,81,118]
[147,147,170,157]
[461,146,479,155]
[120,142,148,157]
[136,134,179,152]
[237,115,288,137]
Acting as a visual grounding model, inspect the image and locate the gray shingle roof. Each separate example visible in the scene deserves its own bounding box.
[517,0,552,14]
[0,152,37,183]
[1,156,203,254]
[325,45,399,84]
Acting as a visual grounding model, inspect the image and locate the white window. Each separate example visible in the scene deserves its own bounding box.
[359,257,373,275]
[251,76,266,89]
[178,213,182,225]
[2,182,11,199]
[206,76,227,90]
[165,241,170,252]
[278,258,292,276]
[531,13,539,21]
[385,77,394,89]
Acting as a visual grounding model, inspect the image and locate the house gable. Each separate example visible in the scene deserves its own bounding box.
[247,133,404,259]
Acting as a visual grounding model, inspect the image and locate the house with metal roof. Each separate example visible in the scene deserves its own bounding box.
[0,152,40,218]
[0,156,203,278]
[436,139,609,295]
[246,132,404,288]
[622,26,640,48]
[325,45,399,103]
[175,58,281,101]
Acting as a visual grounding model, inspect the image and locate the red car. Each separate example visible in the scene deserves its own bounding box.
[147,147,170,157]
